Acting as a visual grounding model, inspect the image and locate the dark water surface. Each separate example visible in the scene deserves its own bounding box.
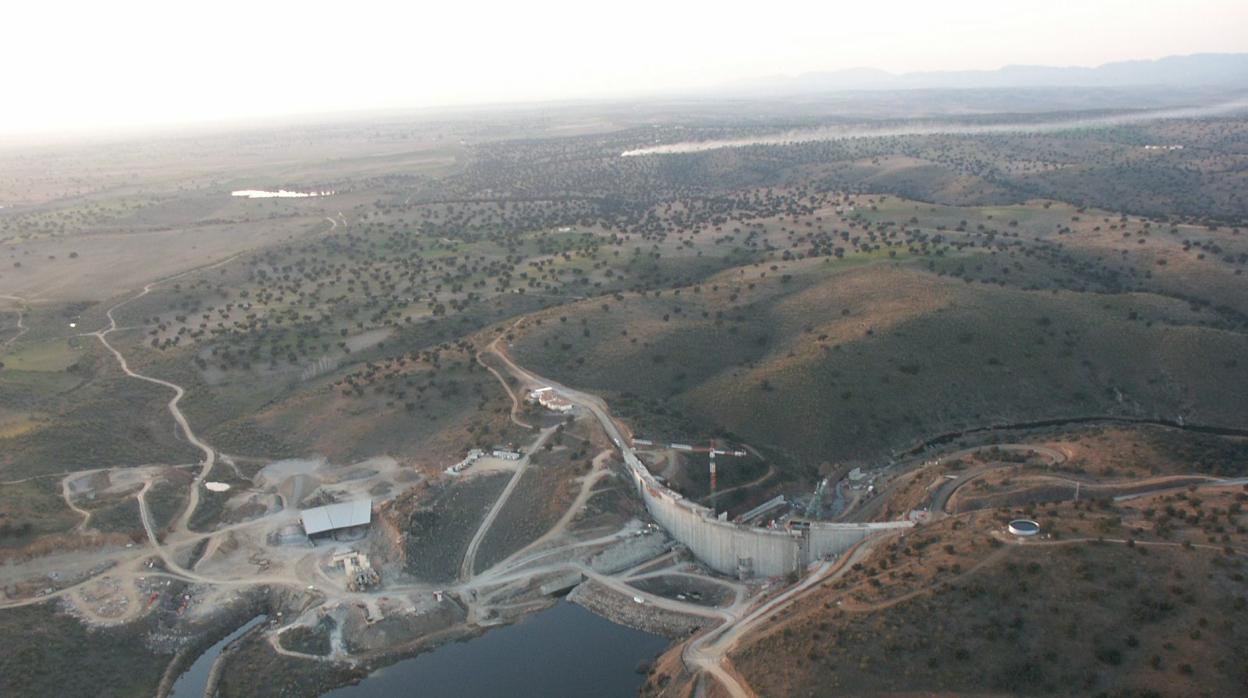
[324,601,670,697]
[170,614,267,698]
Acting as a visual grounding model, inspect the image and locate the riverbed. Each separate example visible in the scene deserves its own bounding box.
[323,601,670,697]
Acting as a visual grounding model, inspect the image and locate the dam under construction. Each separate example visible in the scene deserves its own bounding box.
[492,351,913,579]
[616,445,912,578]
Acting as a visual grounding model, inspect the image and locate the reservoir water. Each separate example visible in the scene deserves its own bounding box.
[231,189,335,198]
[170,614,267,698]
[324,601,670,697]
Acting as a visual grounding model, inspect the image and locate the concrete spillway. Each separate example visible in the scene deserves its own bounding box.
[619,449,910,578]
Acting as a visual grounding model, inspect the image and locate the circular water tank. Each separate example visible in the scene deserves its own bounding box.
[1008,519,1040,536]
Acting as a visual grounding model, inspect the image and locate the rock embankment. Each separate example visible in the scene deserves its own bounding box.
[568,579,711,639]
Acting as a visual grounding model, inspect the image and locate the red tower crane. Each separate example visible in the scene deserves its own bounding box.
[647,439,747,504]
[706,447,748,496]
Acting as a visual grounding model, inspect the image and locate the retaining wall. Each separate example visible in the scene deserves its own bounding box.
[805,520,913,561]
[620,450,911,578]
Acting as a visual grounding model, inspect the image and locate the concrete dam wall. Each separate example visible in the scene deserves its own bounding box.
[619,449,911,578]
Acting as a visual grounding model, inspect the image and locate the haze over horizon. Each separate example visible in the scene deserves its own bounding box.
[4,0,1247,137]
[3,3,1248,697]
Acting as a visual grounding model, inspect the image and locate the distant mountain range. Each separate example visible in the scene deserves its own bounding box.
[724,54,1248,95]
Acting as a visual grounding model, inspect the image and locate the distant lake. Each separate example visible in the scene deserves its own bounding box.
[231,189,335,198]
[323,602,670,698]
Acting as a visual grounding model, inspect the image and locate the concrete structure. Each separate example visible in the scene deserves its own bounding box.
[331,550,380,591]
[1008,519,1040,537]
[301,499,372,539]
[529,386,574,413]
[447,449,484,475]
[492,449,522,460]
[539,571,585,596]
[521,368,911,579]
[617,442,911,578]
[736,495,789,525]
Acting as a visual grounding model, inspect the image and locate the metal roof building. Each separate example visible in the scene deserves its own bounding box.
[300,499,372,536]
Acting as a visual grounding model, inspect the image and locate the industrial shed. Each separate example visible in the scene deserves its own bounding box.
[301,499,372,541]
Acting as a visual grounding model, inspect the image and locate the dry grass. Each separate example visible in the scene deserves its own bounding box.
[725,503,1248,697]
[511,260,1248,475]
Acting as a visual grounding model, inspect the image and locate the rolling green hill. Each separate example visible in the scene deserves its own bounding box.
[509,259,1248,478]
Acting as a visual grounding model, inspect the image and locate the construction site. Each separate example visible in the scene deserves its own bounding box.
[18,280,1243,698]
[0,321,921,698]
[4,302,1246,698]
[31,303,1239,698]
[626,438,910,577]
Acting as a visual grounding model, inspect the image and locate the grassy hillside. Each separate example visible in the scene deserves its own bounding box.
[0,340,201,479]
[0,602,174,697]
[732,543,1248,697]
[508,259,1248,476]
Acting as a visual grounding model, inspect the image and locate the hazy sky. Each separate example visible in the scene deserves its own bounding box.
[4,0,1245,135]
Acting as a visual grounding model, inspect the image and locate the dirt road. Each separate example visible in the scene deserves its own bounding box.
[0,293,28,350]
[91,288,216,534]
[459,425,558,581]
[682,542,877,698]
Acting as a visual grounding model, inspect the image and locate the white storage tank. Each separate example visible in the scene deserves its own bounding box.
[1007,519,1041,537]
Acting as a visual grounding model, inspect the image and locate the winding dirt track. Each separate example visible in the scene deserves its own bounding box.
[94,310,215,534]
[60,472,96,534]
[78,224,338,541]
[476,349,536,429]
[78,223,333,568]
[86,255,241,535]
[0,294,28,350]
